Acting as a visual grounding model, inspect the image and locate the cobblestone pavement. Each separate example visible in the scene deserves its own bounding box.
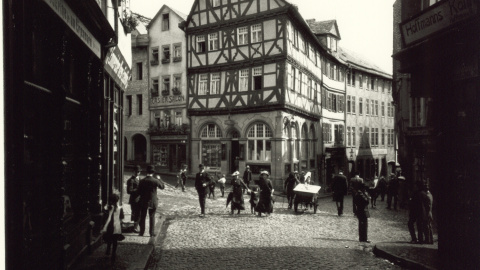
[139,173,423,269]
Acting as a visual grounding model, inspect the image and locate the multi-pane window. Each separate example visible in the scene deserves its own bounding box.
[347,95,351,113]
[208,33,219,51]
[381,102,385,116]
[175,111,182,126]
[359,74,363,88]
[126,95,132,116]
[173,44,181,58]
[330,64,334,79]
[210,73,220,94]
[201,123,223,138]
[298,72,303,94]
[366,127,370,147]
[365,98,370,115]
[371,100,375,116]
[352,96,356,114]
[162,76,170,93]
[152,78,159,97]
[253,67,262,90]
[352,127,356,146]
[162,13,169,31]
[238,26,248,45]
[307,78,313,99]
[200,124,222,167]
[136,62,143,80]
[347,70,352,85]
[137,94,142,115]
[152,47,159,62]
[375,100,379,116]
[290,66,295,91]
[197,35,206,53]
[173,75,181,92]
[352,70,356,87]
[164,110,171,127]
[251,24,262,43]
[381,129,385,145]
[359,98,363,115]
[247,123,272,161]
[375,128,379,146]
[359,127,363,147]
[323,123,332,143]
[347,127,351,146]
[162,45,170,61]
[371,77,375,90]
[334,124,344,145]
[239,69,249,92]
[198,74,208,95]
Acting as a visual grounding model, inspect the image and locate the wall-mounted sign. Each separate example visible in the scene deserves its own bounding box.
[44,0,101,58]
[151,95,185,104]
[401,0,477,46]
[105,46,131,90]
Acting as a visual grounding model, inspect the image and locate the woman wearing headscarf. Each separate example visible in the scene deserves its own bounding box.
[255,170,274,217]
[228,171,249,214]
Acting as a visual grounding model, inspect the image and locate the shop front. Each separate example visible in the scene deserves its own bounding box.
[151,136,188,173]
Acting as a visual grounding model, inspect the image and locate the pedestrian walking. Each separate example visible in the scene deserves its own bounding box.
[195,164,213,217]
[255,170,274,217]
[229,171,249,214]
[126,165,141,232]
[367,176,379,208]
[377,176,387,201]
[137,165,165,237]
[176,164,188,192]
[420,180,434,244]
[408,181,424,244]
[101,193,125,263]
[350,171,364,215]
[208,175,216,199]
[397,172,408,209]
[332,169,348,216]
[387,173,399,210]
[217,173,226,197]
[353,183,371,243]
[284,172,299,209]
[242,165,252,194]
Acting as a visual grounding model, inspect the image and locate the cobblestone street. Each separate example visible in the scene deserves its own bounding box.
[130,173,423,269]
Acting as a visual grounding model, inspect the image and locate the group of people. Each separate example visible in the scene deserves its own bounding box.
[194,164,274,217]
[102,165,165,262]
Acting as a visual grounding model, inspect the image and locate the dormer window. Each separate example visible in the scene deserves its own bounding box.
[327,36,337,52]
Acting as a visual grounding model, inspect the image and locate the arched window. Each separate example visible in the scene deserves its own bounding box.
[283,120,290,162]
[200,123,223,167]
[247,123,272,161]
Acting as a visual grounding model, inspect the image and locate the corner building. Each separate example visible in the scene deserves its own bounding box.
[183,0,327,189]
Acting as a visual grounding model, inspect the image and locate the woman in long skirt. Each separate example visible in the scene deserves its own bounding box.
[255,170,274,217]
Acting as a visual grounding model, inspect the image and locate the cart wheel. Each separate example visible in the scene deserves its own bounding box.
[314,204,318,214]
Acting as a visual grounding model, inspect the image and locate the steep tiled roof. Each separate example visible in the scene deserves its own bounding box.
[338,46,392,78]
[307,19,336,35]
[147,4,187,29]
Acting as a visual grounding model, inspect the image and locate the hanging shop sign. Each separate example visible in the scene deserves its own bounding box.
[44,0,101,58]
[105,46,132,89]
[400,0,477,46]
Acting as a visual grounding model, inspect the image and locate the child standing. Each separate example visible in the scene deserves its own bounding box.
[101,193,125,263]
[249,186,259,214]
[217,173,226,197]
[208,174,216,199]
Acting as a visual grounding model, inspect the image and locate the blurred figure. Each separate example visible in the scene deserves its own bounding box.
[255,170,274,217]
[229,171,248,214]
[137,165,165,237]
[217,173,226,197]
[354,183,371,243]
[242,165,252,194]
[408,181,424,244]
[377,176,388,201]
[332,169,348,216]
[176,164,188,192]
[195,164,213,217]
[126,165,141,232]
[284,172,299,209]
[420,179,434,244]
[350,171,364,215]
[387,173,399,210]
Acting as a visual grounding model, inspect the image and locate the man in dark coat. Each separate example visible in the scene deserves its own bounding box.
[387,173,399,210]
[126,165,141,232]
[420,180,434,244]
[284,172,299,209]
[195,164,213,217]
[242,165,252,194]
[332,170,348,216]
[349,171,364,215]
[137,165,165,237]
[408,181,424,244]
[354,183,371,243]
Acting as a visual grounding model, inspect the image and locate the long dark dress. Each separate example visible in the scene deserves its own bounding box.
[231,177,248,211]
[255,177,273,214]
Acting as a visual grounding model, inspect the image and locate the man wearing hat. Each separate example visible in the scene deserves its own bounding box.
[137,165,165,236]
[195,164,213,217]
[126,165,142,232]
[353,182,371,243]
[332,169,348,216]
[242,165,252,194]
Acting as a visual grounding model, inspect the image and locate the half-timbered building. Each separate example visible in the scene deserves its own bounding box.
[183,0,328,188]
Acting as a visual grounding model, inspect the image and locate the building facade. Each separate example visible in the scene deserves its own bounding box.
[147,5,190,173]
[5,0,131,268]
[393,0,480,268]
[125,29,150,165]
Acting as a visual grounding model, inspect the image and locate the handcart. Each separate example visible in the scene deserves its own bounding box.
[293,184,321,213]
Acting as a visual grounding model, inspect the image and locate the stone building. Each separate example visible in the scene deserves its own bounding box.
[147,5,189,173]
[393,0,480,268]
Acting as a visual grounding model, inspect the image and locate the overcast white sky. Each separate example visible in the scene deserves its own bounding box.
[130,0,395,73]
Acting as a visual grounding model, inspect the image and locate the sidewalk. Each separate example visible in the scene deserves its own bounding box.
[70,208,166,270]
[373,241,439,270]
